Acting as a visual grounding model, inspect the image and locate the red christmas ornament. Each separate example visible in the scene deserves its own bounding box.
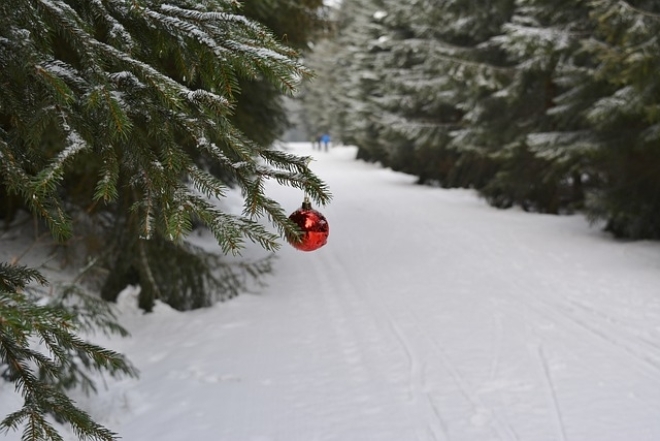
[286,199,329,252]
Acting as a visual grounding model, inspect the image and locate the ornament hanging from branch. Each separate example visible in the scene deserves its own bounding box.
[286,195,329,252]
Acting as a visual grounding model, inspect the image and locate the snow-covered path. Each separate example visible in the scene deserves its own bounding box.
[246,143,660,441]
[5,142,660,441]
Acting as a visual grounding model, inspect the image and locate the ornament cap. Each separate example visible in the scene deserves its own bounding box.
[301,193,312,210]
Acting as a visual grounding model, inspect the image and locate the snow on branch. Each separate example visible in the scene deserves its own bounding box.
[41,60,85,87]
[35,125,88,191]
[503,22,586,44]
[89,0,133,48]
[183,89,231,112]
[107,70,145,89]
[159,4,258,30]
[144,8,232,59]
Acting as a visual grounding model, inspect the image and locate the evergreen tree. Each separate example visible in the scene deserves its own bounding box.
[360,0,429,176]
[300,0,386,159]
[303,0,515,179]
[467,0,594,213]
[1,263,137,441]
[584,0,660,238]
[338,0,398,164]
[299,36,339,143]
[345,0,392,162]
[370,0,513,185]
[0,0,330,439]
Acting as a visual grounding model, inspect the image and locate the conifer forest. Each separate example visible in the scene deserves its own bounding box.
[302,0,660,240]
[1,0,660,440]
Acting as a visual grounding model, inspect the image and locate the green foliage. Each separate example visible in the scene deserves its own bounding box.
[473,0,593,212]
[0,263,137,441]
[584,0,660,238]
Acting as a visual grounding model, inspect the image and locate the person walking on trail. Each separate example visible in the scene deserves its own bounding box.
[312,134,321,150]
[320,133,331,152]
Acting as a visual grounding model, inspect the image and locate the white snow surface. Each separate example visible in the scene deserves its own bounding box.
[3,142,660,441]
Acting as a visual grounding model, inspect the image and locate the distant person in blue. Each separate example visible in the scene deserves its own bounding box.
[320,133,331,152]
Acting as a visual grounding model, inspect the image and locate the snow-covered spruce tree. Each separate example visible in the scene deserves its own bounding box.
[338,0,399,166]
[92,0,330,311]
[356,0,426,177]
[297,0,343,147]
[433,0,515,190]
[379,0,514,188]
[300,0,387,160]
[344,0,392,162]
[302,0,518,183]
[0,0,330,439]
[332,0,515,185]
[299,36,339,143]
[584,0,660,238]
[466,0,595,213]
[385,2,468,185]
[358,0,515,185]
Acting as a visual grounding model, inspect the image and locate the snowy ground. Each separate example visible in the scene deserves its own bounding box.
[3,142,660,441]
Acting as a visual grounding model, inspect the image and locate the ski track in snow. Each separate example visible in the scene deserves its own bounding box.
[2,142,660,441]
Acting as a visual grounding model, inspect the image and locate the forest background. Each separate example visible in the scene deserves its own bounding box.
[302,0,660,240]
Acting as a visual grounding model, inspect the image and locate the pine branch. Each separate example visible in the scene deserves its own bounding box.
[1,270,136,441]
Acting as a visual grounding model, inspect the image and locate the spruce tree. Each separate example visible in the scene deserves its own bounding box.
[300,0,386,159]
[1,0,330,439]
[303,0,515,180]
[338,0,399,165]
[367,0,513,185]
[360,0,429,176]
[585,0,660,238]
[469,0,594,212]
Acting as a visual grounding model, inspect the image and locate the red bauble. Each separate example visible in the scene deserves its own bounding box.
[286,201,329,252]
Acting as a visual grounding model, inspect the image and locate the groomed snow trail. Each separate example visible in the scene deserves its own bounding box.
[248,144,660,441]
[8,142,659,441]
